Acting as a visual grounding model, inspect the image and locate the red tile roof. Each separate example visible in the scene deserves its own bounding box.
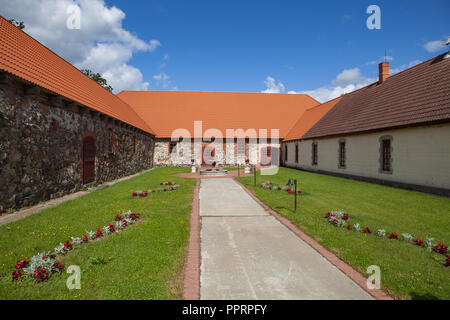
[284,96,342,141]
[117,90,319,138]
[302,54,450,139]
[0,16,154,135]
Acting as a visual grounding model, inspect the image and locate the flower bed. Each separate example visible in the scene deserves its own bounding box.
[324,210,449,267]
[11,210,142,282]
[260,181,302,194]
[132,182,179,197]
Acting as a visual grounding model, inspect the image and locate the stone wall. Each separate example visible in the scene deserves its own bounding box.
[154,138,280,167]
[0,77,154,212]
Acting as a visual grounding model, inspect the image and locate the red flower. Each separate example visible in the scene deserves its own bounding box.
[115,214,122,221]
[363,227,372,234]
[11,270,22,281]
[82,235,88,242]
[63,241,72,250]
[286,188,291,192]
[96,228,103,238]
[268,186,272,190]
[297,190,302,194]
[132,192,137,197]
[325,212,331,218]
[434,243,448,255]
[413,238,424,246]
[53,261,64,271]
[278,187,281,190]
[160,182,163,185]
[164,188,168,192]
[107,224,115,233]
[346,225,352,230]
[445,256,450,267]
[342,213,349,220]
[168,182,172,185]
[388,232,399,240]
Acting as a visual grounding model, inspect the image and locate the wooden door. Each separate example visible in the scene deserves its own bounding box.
[82,136,96,184]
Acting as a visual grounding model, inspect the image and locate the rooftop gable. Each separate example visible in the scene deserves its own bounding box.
[284,96,342,141]
[302,53,450,139]
[117,90,319,139]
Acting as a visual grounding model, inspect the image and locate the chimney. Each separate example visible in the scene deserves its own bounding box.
[378,62,389,83]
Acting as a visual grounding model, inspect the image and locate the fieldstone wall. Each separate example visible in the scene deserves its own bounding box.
[0,77,154,213]
[154,138,280,167]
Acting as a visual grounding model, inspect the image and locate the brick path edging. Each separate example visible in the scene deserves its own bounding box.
[183,179,201,300]
[233,178,394,300]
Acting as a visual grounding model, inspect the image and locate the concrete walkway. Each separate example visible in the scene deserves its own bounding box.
[199,178,373,300]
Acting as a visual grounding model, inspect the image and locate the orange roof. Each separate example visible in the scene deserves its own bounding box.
[284,96,342,141]
[117,90,319,139]
[0,16,154,135]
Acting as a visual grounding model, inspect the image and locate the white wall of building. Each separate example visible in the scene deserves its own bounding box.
[282,123,450,190]
[154,139,281,167]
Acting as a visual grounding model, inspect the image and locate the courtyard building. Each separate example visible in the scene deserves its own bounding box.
[282,57,450,196]
[0,17,155,212]
[118,90,318,167]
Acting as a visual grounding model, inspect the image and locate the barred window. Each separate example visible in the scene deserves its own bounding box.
[312,142,318,165]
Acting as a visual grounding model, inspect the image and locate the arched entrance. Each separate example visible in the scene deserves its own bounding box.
[202,144,216,165]
[82,134,96,184]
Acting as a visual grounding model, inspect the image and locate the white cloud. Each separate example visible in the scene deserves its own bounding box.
[289,68,375,103]
[0,0,160,92]
[424,40,445,53]
[153,72,171,89]
[390,60,422,75]
[261,76,285,93]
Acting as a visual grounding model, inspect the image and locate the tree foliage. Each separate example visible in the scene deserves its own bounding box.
[9,19,25,30]
[80,69,114,92]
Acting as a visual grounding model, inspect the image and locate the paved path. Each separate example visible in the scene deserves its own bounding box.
[199,178,373,300]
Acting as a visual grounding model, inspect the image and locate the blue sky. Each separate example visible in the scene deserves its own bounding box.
[109,0,450,97]
[1,0,449,101]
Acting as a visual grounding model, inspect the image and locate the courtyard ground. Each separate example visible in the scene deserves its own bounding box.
[236,167,450,300]
[0,167,195,300]
[199,178,372,299]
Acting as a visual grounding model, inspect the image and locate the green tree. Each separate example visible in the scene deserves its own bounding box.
[9,19,25,30]
[80,69,114,92]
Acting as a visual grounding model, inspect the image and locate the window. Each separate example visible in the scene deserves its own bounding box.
[380,137,392,173]
[169,142,177,154]
[107,128,114,153]
[338,140,346,168]
[295,143,299,163]
[312,142,318,165]
[284,144,288,161]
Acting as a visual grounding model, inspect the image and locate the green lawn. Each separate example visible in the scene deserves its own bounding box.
[236,167,450,300]
[0,167,195,300]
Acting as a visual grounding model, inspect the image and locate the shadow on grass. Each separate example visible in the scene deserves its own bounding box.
[409,292,440,300]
